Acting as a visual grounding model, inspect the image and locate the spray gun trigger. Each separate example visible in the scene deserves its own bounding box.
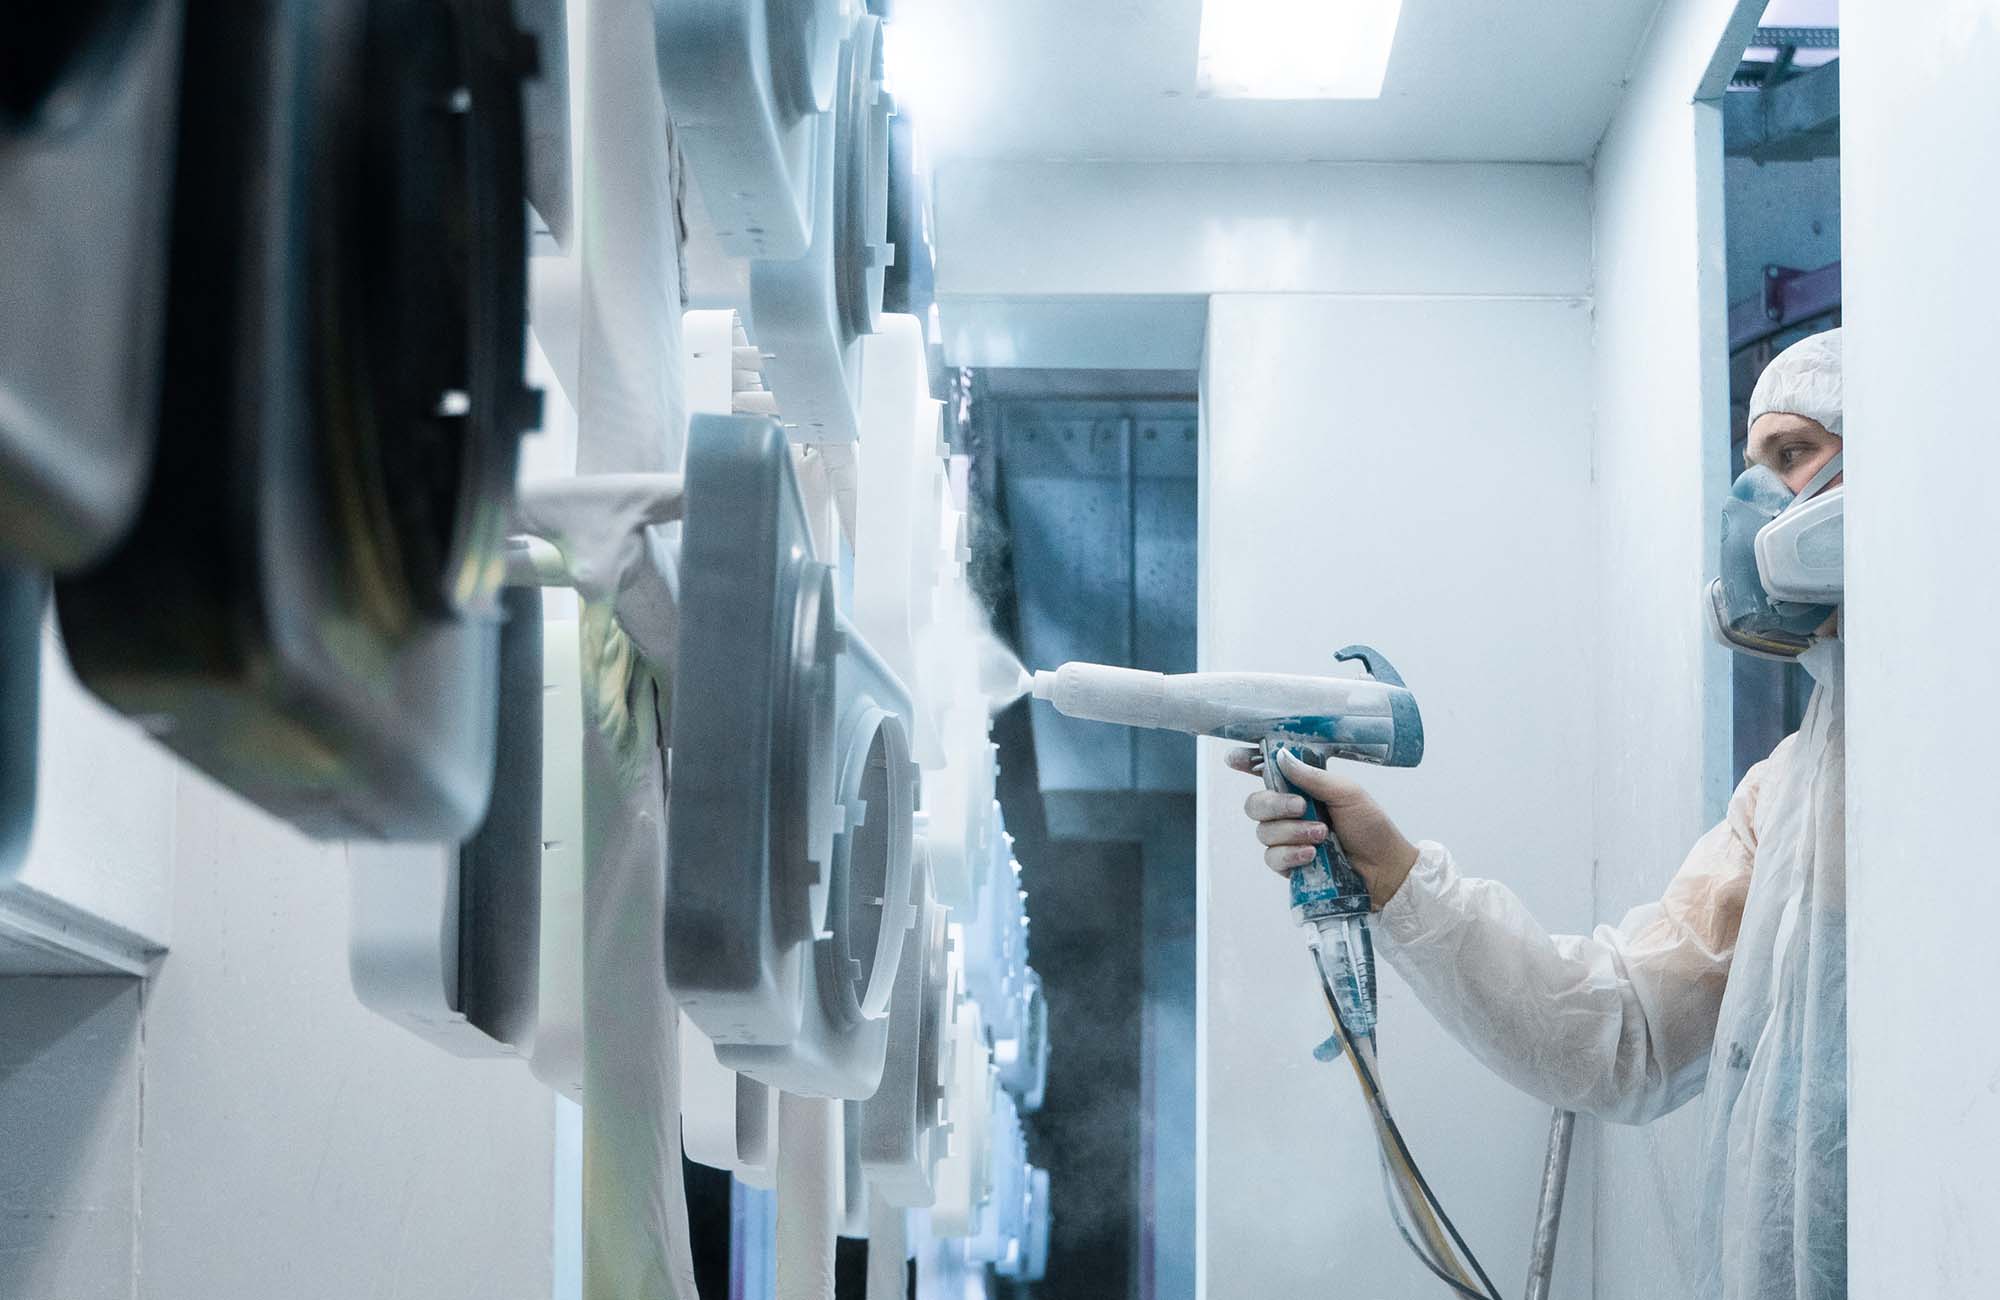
[1334,644,1405,689]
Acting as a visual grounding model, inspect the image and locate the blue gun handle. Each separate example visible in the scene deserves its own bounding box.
[1260,740,1372,922]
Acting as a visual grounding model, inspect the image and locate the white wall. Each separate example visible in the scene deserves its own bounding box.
[1198,292,1595,1300]
[0,772,557,1300]
[1842,4,2000,1295]
[936,161,1590,368]
[1583,1,1761,1292]
[0,627,177,973]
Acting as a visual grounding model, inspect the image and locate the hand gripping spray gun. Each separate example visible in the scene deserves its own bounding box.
[1030,645,1420,1051]
[1033,648,1509,1300]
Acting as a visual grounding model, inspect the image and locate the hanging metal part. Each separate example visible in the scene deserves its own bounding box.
[858,853,952,1206]
[667,413,919,1099]
[0,567,42,878]
[341,0,543,618]
[654,0,842,261]
[347,586,546,1055]
[835,14,894,341]
[52,0,538,840]
[744,12,892,447]
[1522,1109,1578,1300]
[3,2,155,128]
[0,0,180,570]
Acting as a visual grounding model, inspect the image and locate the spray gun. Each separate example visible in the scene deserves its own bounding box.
[1030,645,1423,1051]
[1032,647,1516,1299]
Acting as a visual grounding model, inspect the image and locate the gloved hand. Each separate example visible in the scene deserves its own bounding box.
[1225,746,1420,910]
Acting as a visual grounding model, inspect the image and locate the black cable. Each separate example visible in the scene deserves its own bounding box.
[1377,1153,1493,1300]
[1313,945,1505,1300]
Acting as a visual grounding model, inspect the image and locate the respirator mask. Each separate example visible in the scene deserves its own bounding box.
[1706,452,1843,660]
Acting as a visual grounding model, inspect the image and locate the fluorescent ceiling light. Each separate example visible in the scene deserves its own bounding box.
[1196,0,1405,100]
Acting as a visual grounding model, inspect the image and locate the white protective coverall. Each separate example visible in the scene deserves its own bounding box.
[1375,637,1844,1299]
[1371,328,1848,1300]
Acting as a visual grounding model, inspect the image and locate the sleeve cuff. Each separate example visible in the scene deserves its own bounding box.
[1376,840,1456,948]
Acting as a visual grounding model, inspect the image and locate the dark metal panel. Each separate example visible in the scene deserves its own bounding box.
[1002,399,1199,807]
[1002,406,1135,798]
[1133,414,1199,793]
[1726,58,1840,161]
[1728,260,1841,360]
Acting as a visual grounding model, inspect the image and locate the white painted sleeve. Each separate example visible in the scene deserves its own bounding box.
[1373,749,1779,1126]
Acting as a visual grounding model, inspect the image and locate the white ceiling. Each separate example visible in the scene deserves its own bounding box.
[890,0,1675,165]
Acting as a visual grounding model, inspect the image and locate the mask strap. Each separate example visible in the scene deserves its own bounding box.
[1793,451,1843,503]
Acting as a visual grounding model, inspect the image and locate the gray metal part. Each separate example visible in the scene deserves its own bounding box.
[0,567,41,877]
[49,0,514,842]
[667,414,813,1043]
[0,0,179,569]
[833,15,891,341]
[347,588,544,1056]
[455,587,545,1047]
[669,414,918,1100]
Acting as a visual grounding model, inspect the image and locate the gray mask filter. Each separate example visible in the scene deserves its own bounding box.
[1706,452,1843,660]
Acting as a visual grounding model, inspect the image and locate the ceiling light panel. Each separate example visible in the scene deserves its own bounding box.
[1196,0,1405,100]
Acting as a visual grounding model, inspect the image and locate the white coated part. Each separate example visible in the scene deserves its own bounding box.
[1016,1167,1052,1282]
[656,0,841,262]
[680,1018,779,1188]
[528,618,585,1099]
[864,1198,911,1300]
[969,1089,1028,1272]
[930,948,995,1239]
[346,842,492,1054]
[776,1093,842,1300]
[840,1100,869,1239]
[1032,662,1399,738]
[680,1032,744,1176]
[1756,486,1844,604]
[962,841,1028,1045]
[684,309,747,418]
[857,845,951,1208]
[853,315,951,767]
[924,703,997,913]
[747,19,878,445]
[834,697,920,1022]
[996,968,1048,1112]
[714,672,916,1096]
[346,602,564,1068]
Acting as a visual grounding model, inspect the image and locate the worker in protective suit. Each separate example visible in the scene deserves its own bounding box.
[1231,328,1848,1300]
